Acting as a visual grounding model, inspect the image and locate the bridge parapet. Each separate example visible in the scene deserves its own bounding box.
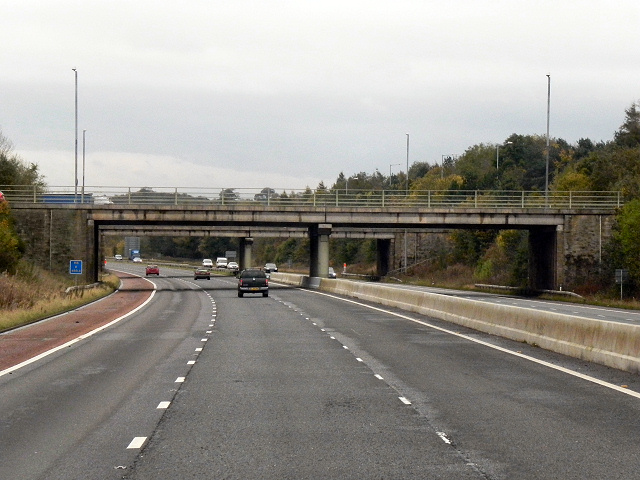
[1,186,623,210]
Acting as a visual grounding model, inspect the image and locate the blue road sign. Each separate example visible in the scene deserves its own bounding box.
[69,260,83,275]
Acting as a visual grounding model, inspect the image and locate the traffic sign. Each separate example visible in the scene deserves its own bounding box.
[69,260,83,275]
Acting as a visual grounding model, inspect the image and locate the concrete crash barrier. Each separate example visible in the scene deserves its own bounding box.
[270,273,640,374]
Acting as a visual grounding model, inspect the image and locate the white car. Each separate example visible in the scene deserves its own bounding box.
[216,257,228,268]
[132,257,142,263]
[115,254,123,261]
[202,259,214,269]
[227,261,239,272]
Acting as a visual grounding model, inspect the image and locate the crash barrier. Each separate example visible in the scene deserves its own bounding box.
[271,273,640,374]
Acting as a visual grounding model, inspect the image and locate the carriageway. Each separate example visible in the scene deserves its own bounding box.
[4,187,620,289]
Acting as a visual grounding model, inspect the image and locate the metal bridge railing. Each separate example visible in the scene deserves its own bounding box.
[0,185,623,210]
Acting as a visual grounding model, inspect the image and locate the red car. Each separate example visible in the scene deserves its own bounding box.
[145,265,160,276]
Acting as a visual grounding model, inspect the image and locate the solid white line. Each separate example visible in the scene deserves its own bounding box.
[302,289,640,400]
[0,277,157,378]
[127,437,147,449]
[157,401,171,409]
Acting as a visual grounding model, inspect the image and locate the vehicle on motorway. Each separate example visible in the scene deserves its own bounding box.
[227,261,239,273]
[145,265,160,276]
[202,258,213,269]
[237,268,269,297]
[194,267,211,280]
[115,254,123,261]
[264,262,278,273]
[328,267,337,278]
[132,256,142,263]
[0,191,5,202]
[216,257,228,268]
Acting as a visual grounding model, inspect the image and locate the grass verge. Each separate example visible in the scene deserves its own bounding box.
[0,266,120,333]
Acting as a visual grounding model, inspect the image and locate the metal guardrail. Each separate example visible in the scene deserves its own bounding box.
[0,185,623,209]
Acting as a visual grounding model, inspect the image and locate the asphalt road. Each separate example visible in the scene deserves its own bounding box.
[1,264,640,479]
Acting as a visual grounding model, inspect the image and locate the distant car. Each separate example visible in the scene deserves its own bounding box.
[194,268,211,280]
[328,267,337,278]
[264,263,278,273]
[132,257,142,263]
[216,257,228,268]
[227,261,239,272]
[202,258,213,269]
[114,254,123,261]
[145,265,159,276]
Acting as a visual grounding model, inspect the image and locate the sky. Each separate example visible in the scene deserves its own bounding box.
[1,0,639,191]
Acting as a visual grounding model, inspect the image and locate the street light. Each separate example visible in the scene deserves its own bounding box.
[496,141,513,170]
[545,74,551,204]
[389,163,401,178]
[72,68,78,202]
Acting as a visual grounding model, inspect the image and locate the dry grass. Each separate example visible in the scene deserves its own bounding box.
[0,265,119,332]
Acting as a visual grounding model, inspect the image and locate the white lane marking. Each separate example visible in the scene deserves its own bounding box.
[127,437,147,449]
[201,338,208,342]
[206,330,213,334]
[399,396,412,405]
[343,345,349,350]
[195,348,203,352]
[187,360,196,365]
[356,357,363,362]
[330,336,335,340]
[157,401,171,409]
[0,277,157,378]
[302,289,640,400]
[175,377,185,383]
[437,432,452,444]
[374,374,384,380]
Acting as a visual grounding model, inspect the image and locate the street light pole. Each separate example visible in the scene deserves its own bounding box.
[73,68,78,202]
[404,133,409,274]
[496,141,513,170]
[545,74,551,205]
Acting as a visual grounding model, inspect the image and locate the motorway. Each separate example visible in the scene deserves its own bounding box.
[1,264,640,479]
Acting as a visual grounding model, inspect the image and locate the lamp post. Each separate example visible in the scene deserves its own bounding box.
[496,141,513,170]
[389,163,401,179]
[72,68,78,202]
[404,133,409,274]
[545,74,551,205]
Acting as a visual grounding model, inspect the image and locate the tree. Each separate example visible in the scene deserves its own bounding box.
[0,130,45,187]
[614,100,640,148]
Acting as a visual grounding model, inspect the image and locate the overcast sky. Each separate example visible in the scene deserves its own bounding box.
[2,1,639,191]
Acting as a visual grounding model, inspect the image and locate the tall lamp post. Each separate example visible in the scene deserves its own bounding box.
[545,74,551,205]
[404,133,409,273]
[72,68,78,202]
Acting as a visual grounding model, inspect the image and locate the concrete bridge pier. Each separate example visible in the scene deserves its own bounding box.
[309,224,331,277]
[238,237,254,270]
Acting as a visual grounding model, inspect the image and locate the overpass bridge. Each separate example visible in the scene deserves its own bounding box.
[3,186,621,290]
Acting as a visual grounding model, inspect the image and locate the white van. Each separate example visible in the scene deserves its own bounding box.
[216,257,228,268]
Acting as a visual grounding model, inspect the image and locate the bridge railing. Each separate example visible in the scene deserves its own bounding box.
[0,186,623,209]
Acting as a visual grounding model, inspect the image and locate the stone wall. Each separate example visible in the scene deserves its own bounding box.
[561,214,614,290]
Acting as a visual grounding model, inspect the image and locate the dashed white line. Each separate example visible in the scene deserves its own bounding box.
[157,401,171,409]
[437,432,452,444]
[175,377,185,383]
[374,374,384,380]
[195,347,203,352]
[187,360,196,365]
[399,396,412,405]
[127,437,147,449]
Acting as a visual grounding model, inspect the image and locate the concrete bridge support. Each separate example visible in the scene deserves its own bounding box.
[309,224,331,278]
[238,237,254,270]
